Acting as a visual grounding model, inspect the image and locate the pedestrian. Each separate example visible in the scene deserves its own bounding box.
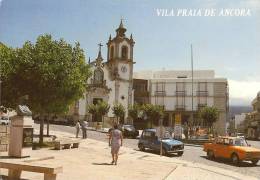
[109,124,123,165]
[82,120,88,139]
[75,120,81,138]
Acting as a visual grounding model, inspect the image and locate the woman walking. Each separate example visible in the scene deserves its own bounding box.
[109,124,123,165]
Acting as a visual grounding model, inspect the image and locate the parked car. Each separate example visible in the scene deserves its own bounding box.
[0,116,10,125]
[119,124,139,138]
[236,133,245,139]
[203,136,260,165]
[138,128,184,156]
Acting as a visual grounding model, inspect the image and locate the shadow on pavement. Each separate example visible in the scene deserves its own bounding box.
[137,149,181,158]
[0,175,29,180]
[92,162,114,166]
[200,155,260,167]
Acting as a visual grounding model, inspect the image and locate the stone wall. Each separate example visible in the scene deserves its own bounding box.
[0,125,10,152]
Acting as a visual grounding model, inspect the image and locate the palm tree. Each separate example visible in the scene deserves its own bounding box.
[112,103,125,124]
[97,101,110,128]
[87,104,98,122]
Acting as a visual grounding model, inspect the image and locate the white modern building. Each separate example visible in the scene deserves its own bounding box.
[234,113,246,129]
[134,70,229,135]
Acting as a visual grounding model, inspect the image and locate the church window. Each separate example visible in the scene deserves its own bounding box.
[93,68,104,84]
[121,46,128,59]
[110,46,114,59]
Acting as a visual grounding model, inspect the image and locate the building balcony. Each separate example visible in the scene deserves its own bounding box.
[89,79,106,88]
[134,91,149,97]
[176,91,186,96]
[197,91,208,96]
[198,104,207,110]
[175,105,185,111]
[155,91,166,96]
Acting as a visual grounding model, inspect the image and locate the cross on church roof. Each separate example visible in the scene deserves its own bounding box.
[119,16,125,28]
[97,42,103,60]
[98,43,103,51]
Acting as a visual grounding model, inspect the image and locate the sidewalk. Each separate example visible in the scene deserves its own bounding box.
[0,130,258,180]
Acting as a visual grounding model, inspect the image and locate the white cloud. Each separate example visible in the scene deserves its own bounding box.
[199,0,218,8]
[229,80,260,105]
[240,0,260,9]
[0,0,2,7]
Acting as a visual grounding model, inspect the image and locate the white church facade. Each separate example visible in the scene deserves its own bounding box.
[75,21,135,123]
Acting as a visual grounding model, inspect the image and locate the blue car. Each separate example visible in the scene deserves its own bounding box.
[138,128,184,156]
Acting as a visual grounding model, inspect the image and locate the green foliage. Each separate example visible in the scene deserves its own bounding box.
[97,101,110,127]
[112,103,125,123]
[199,106,219,128]
[97,101,110,116]
[128,104,140,121]
[87,101,109,117]
[87,104,98,116]
[0,35,91,114]
[142,104,164,127]
[0,43,17,107]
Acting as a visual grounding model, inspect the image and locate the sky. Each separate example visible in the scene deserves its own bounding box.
[0,0,260,106]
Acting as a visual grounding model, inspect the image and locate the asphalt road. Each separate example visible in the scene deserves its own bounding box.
[35,124,260,179]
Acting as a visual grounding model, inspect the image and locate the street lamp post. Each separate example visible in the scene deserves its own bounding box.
[191,44,194,135]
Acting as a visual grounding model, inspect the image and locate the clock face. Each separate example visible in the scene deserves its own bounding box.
[121,66,127,73]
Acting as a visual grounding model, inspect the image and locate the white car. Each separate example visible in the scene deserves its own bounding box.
[0,116,10,125]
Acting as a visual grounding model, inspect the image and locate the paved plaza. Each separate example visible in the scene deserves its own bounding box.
[0,130,258,180]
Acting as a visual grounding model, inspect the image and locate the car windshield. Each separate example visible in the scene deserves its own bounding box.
[161,131,172,139]
[123,125,134,129]
[233,138,248,146]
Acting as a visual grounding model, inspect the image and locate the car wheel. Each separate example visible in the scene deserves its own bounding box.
[138,144,145,151]
[231,153,240,165]
[207,150,215,160]
[162,148,168,156]
[177,151,184,156]
[251,160,259,166]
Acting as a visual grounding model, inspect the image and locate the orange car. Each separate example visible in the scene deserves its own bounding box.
[203,136,260,165]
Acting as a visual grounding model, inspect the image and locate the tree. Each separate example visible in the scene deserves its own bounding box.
[96,101,110,127]
[142,104,164,128]
[0,35,91,145]
[0,43,17,108]
[112,103,125,124]
[199,106,219,134]
[128,104,140,121]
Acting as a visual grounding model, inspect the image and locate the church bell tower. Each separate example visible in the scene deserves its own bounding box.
[106,20,135,118]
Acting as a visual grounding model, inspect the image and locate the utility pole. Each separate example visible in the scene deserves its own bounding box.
[191,44,194,130]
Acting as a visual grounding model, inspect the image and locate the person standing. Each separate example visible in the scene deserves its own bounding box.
[75,120,81,138]
[82,120,88,139]
[109,124,123,165]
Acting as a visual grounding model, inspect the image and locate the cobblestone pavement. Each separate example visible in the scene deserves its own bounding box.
[34,124,260,179]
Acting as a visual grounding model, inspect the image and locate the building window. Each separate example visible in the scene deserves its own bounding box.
[198,82,207,96]
[198,82,207,108]
[155,82,165,96]
[176,82,185,96]
[121,46,128,59]
[93,68,104,84]
[110,46,114,59]
[156,82,165,92]
[176,82,185,110]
